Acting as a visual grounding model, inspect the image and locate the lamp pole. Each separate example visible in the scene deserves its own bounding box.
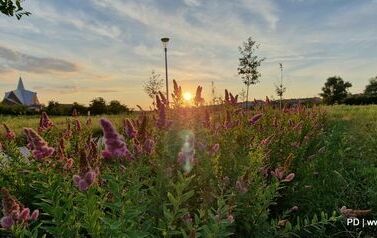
[279,63,283,110]
[161,37,170,105]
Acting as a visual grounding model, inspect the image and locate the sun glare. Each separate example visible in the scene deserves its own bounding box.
[183,92,193,101]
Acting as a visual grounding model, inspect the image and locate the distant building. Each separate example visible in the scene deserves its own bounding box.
[2,77,41,110]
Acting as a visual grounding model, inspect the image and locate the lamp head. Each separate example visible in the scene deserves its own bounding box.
[161,37,170,48]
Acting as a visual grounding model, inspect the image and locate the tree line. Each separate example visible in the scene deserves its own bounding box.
[0,98,132,116]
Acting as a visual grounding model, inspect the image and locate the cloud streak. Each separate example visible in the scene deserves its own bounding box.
[0,46,78,73]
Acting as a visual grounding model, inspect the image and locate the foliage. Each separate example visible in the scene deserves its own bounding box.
[320,76,352,105]
[343,94,377,105]
[364,76,377,96]
[0,103,34,115]
[107,100,131,115]
[0,0,30,19]
[2,84,375,236]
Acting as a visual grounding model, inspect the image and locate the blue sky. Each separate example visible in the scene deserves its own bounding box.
[0,0,376,107]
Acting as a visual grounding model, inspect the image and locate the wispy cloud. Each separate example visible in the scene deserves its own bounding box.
[0,46,78,73]
[1,0,376,106]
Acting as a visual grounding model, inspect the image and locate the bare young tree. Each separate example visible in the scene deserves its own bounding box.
[144,71,163,106]
[238,37,265,107]
[275,63,286,109]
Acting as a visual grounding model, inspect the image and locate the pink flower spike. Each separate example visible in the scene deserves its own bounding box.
[209,143,220,156]
[19,208,30,221]
[64,158,74,170]
[38,112,54,132]
[3,124,16,140]
[30,210,39,221]
[271,167,285,180]
[24,128,55,160]
[290,206,299,212]
[100,118,131,160]
[227,214,235,223]
[0,216,14,229]
[282,173,295,183]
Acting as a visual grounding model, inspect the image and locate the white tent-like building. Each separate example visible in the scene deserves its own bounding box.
[2,77,41,109]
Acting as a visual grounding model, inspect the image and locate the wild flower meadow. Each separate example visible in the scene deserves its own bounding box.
[1,83,375,237]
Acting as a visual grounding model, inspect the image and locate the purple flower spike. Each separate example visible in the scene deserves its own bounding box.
[78,179,89,191]
[0,216,14,229]
[100,118,131,160]
[124,119,138,139]
[85,170,96,184]
[143,138,155,155]
[249,113,263,125]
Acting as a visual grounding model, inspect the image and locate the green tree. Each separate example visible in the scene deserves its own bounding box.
[238,37,265,106]
[364,77,377,96]
[107,100,130,115]
[72,102,88,115]
[320,76,352,105]
[0,0,30,19]
[89,97,107,115]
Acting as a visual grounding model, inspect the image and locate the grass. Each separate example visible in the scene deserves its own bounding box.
[0,104,377,237]
[285,105,377,237]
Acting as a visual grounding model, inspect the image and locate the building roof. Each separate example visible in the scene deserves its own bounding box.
[3,77,40,106]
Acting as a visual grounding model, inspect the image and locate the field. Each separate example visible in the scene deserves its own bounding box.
[0,103,377,237]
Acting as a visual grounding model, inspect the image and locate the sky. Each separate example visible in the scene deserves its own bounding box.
[0,0,376,108]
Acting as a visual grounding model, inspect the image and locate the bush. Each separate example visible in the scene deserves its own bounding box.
[343,94,377,105]
[0,103,36,115]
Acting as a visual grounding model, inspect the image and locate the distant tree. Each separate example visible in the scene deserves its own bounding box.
[0,0,31,19]
[364,77,377,96]
[144,71,163,106]
[46,101,62,115]
[320,76,352,105]
[238,37,265,106]
[107,100,130,114]
[275,63,286,109]
[89,97,107,115]
[72,102,87,115]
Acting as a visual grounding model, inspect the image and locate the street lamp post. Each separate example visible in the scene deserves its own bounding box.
[161,37,170,105]
[279,63,283,110]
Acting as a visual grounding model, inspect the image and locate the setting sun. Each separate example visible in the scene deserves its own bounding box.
[183,92,193,101]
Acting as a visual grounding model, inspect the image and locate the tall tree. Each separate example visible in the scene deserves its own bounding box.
[364,77,377,96]
[0,0,30,19]
[320,76,352,105]
[144,70,163,106]
[238,37,265,107]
